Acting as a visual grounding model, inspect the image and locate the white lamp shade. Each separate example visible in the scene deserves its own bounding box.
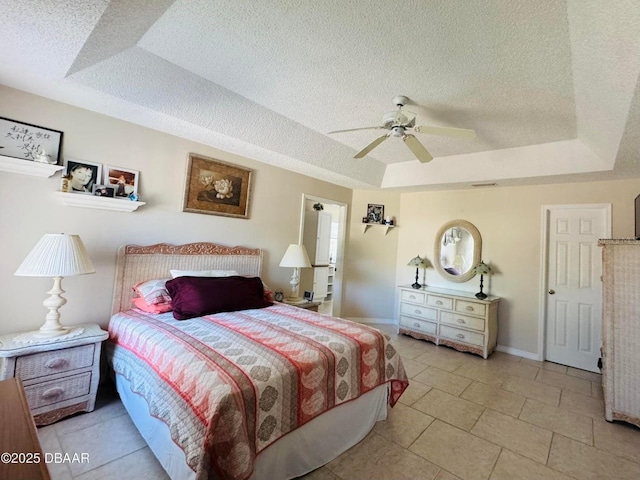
[15,234,95,277]
[472,261,493,275]
[279,244,311,268]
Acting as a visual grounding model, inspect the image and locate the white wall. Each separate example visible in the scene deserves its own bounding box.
[0,86,352,335]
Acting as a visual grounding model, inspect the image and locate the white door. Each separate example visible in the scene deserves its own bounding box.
[313,267,329,299]
[315,212,332,265]
[544,205,610,372]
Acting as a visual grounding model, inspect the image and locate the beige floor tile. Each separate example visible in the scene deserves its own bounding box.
[401,358,430,378]
[542,362,568,374]
[471,409,552,464]
[593,418,640,463]
[490,449,574,480]
[409,420,501,480]
[73,446,168,480]
[37,424,73,480]
[398,378,432,406]
[395,342,433,360]
[559,390,605,420]
[435,469,462,480]
[57,413,147,476]
[535,369,592,395]
[501,375,561,406]
[413,366,473,396]
[518,398,593,445]
[591,381,604,400]
[567,367,602,384]
[452,362,509,386]
[548,434,640,480]
[460,382,526,417]
[499,362,539,380]
[53,392,127,437]
[519,358,543,368]
[413,389,485,431]
[372,403,435,448]
[413,349,469,372]
[297,466,339,480]
[488,351,523,364]
[327,432,440,480]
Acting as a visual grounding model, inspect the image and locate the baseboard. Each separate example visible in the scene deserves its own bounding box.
[496,344,541,361]
[345,317,396,325]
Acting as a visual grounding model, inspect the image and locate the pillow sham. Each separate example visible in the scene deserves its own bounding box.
[132,297,173,314]
[166,275,272,320]
[132,278,171,305]
[169,269,239,279]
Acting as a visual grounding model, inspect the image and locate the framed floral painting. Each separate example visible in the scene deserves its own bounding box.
[182,153,253,219]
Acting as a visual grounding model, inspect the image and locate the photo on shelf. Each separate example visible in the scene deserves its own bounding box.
[61,158,102,194]
[366,203,384,224]
[104,166,139,198]
[93,184,115,197]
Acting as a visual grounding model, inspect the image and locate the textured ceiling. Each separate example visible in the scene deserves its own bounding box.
[0,0,639,190]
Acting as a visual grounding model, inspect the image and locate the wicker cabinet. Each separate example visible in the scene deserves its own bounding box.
[0,324,108,426]
[398,286,500,359]
[599,239,640,427]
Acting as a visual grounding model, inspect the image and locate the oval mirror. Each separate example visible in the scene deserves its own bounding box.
[434,219,482,283]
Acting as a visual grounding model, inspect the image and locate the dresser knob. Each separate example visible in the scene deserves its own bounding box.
[456,333,465,339]
[409,295,416,299]
[456,318,466,324]
[415,309,421,315]
[42,387,64,400]
[413,322,420,328]
[45,358,68,369]
[436,300,443,305]
[466,306,474,311]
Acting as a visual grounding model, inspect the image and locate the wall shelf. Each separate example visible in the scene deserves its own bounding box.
[361,223,397,235]
[0,155,63,178]
[56,192,146,212]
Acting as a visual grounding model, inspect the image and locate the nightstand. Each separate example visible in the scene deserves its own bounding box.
[0,324,108,426]
[282,300,322,312]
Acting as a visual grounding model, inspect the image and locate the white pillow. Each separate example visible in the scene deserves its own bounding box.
[169,269,239,279]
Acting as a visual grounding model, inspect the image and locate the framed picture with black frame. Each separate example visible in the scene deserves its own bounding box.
[367,204,384,224]
[0,116,63,165]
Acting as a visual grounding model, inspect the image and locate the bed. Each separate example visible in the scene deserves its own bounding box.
[106,242,408,480]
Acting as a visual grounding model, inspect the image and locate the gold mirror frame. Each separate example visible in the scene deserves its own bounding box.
[434,219,482,283]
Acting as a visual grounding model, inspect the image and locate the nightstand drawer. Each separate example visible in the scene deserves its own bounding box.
[400,316,437,335]
[455,300,486,317]
[400,290,426,304]
[440,311,486,332]
[426,295,453,310]
[440,325,484,347]
[24,372,92,409]
[400,302,437,321]
[16,344,95,380]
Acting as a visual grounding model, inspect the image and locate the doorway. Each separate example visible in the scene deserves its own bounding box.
[540,204,611,372]
[299,194,348,316]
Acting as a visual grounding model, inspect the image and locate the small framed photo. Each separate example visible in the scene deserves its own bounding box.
[61,159,102,194]
[367,204,384,224]
[104,166,139,198]
[0,116,63,164]
[93,184,115,197]
[303,291,314,302]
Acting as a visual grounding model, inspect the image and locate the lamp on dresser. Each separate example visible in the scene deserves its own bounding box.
[14,233,95,341]
[472,261,493,299]
[279,243,311,301]
[407,255,431,289]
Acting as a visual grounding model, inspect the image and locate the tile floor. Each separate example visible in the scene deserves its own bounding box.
[37,324,640,480]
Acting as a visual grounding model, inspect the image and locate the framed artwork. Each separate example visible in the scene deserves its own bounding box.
[61,158,102,194]
[367,204,384,224]
[182,153,253,219]
[93,184,115,197]
[0,117,63,164]
[104,166,139,198]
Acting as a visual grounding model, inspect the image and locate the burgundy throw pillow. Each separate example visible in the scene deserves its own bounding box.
[166,275,273,320]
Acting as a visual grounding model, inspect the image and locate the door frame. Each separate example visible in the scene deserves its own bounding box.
[299,193,348,316]
[537,203,611,362]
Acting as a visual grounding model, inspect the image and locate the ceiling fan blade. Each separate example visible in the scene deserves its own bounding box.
[328,126,386,134]
[403,135,433,163]
[353,135,388,159]
[413,125,476,139]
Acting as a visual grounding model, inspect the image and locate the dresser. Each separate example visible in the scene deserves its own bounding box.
[599,239,640,427]
[398,286,500,358]
[0,324,108,426]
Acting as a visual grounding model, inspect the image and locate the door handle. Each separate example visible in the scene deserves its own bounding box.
[548,289,556,295]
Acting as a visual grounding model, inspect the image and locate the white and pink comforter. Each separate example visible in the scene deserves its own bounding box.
[107,303,408,480]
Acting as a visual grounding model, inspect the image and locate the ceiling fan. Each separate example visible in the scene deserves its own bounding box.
[328,96,476,163]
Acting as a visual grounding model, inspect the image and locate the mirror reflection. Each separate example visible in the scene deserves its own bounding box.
[434,220,482,283]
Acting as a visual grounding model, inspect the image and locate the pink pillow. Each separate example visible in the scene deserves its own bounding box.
[166,276,272,320]
[132,297,173,314]
[133,278,171,305]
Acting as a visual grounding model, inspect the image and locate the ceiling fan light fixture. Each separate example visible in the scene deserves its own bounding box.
[391,126,405,137]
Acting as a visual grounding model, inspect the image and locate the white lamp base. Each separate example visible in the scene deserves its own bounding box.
[287,267,301,301]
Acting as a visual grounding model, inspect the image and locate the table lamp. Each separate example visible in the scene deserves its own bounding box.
[14,234,95,340]
[472,261,493,299]
[279,244,311,300]
[407,255,431,289]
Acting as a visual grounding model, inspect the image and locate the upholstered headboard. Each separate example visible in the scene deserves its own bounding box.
[111,242,263,314]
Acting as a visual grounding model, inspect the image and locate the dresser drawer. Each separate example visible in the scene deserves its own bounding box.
[400,302,437,321]
[440,325,484,347]
[24,372,92,409]
[400,316,437,335]
[16,344,95,381]
[400,289,426,304]
[440,311,486,332]
[455,300,486,317]
[426,295,453,310]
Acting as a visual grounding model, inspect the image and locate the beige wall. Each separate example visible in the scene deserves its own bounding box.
[0,86,352,335]
[395,179,639,356]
